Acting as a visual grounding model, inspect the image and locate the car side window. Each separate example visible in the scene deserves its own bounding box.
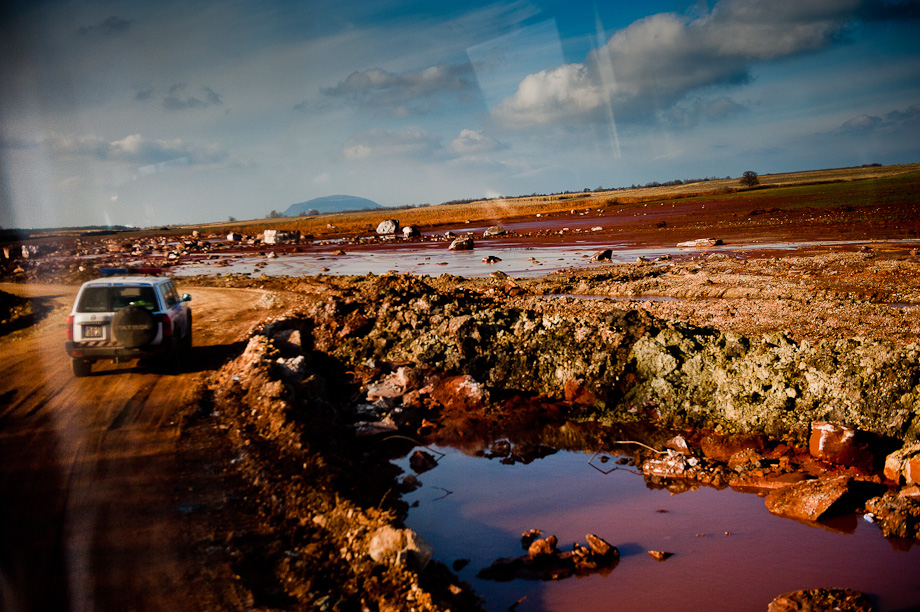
[163,282,179,307]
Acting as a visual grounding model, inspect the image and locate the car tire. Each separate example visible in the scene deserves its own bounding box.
[112,305,157,348]
[183,313,193,352]
[72,358,92,377]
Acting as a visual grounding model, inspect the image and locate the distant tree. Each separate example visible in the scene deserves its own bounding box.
[741,171,759,187]
[228,216,237,222]
[266,210,283,219]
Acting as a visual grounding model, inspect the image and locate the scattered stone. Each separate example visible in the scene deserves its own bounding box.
[664,435,691,454]
[376,220,400,235]
[677,238,722,248]
[701,434,765,463]
[528,535,557,558]
[367,526,433,569]
[883,442,920,485]
[764,475,853,522]
[521,529,542,549]
[864,491,920,540]
[482,255,502,264]
[809,421,873,467]
[402,225,421,238]
[430,375,489,410]
[591,249,613,261]
[648,551,673,561]
[448,236,474,251]
[409,450,439,474]
[478,533,618,582]
[483,226,506,237]
[767,588,874,612]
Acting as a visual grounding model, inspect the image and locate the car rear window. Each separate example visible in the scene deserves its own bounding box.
[77,286,159,313]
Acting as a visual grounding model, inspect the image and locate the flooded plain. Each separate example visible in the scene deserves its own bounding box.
[394,444,920,612]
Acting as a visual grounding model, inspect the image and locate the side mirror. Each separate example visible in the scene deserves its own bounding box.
[182,293,192,302]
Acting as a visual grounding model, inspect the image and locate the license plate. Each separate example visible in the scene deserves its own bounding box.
[83,325,103,338]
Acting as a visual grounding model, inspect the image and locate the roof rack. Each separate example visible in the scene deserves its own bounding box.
[99,267,166,276]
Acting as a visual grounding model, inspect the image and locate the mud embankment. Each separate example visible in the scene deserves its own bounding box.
[296,274,920,445]
[202,273,920,610]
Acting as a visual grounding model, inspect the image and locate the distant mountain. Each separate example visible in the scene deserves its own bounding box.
[284,195,382,216]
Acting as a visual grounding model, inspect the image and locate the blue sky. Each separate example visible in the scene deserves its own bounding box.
[1,0,919,228]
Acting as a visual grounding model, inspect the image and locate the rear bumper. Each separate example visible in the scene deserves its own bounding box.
[66,338,177,360]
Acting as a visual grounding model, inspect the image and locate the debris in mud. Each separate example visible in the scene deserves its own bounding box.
[477,532,619,581]
[767,588,874,612]
[448,236,474,251]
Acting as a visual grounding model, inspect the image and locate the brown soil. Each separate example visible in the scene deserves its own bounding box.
[1,167,919,611]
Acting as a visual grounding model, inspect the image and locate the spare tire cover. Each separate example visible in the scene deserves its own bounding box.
[112,305,157,348]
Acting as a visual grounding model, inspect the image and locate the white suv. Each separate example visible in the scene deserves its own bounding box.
[65,274,192,377]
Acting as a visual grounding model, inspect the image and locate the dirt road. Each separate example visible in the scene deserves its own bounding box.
[0,284,281,612]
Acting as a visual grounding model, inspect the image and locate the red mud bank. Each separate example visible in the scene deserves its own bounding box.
[196,272,920,611]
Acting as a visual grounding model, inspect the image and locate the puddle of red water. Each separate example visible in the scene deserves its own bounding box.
[394,447,920,612]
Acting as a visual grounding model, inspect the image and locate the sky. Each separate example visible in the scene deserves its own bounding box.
[1,0,919,229]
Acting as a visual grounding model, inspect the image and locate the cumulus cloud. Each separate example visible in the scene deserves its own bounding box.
[163,83,223,111]
[342,127,441,161]
[323,62,475,110]
[838,103,920,133]
[449,129,504,155]
[494,0,882,128]
[42,133,227,166]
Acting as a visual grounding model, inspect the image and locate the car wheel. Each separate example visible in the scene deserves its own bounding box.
[72,358,92,377]
[112,305,157,348]
[183,313,193,352]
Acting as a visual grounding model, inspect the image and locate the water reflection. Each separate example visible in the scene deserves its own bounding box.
[393,438,920,612]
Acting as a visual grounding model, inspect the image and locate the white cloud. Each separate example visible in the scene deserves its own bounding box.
[449,129,503,154]
[322,62,475,110]
[493,0,871,129]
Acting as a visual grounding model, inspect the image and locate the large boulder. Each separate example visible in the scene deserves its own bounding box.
[376,219,400,235]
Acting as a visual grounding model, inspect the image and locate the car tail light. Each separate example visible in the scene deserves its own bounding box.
[67,315,74,341]
[158,314,173,337]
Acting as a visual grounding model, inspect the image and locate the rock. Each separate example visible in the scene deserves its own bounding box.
[585,534,616,558]
[409,450,439,474]
[809,421,864,466]
[528,535,557,558]
[564,378,597,406]
[448,236,474,251]
[591,249,613,261]
[483,226,506,237]
[353,419,399,437]
[764,475,853,522]
[664,435,691,454]
[402,225,420,238]
[367,526,433,569]
[482,255,502,264]
[677,238,722,248]
[864,491,920,539]
[883,442,920,484]
[376,220,400,235]
[648,551,673,561]
[430,375,489,410]
[642,454,691,478]
[701,434,765,462]
[767,588,874,612]
[521,529,542,549]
